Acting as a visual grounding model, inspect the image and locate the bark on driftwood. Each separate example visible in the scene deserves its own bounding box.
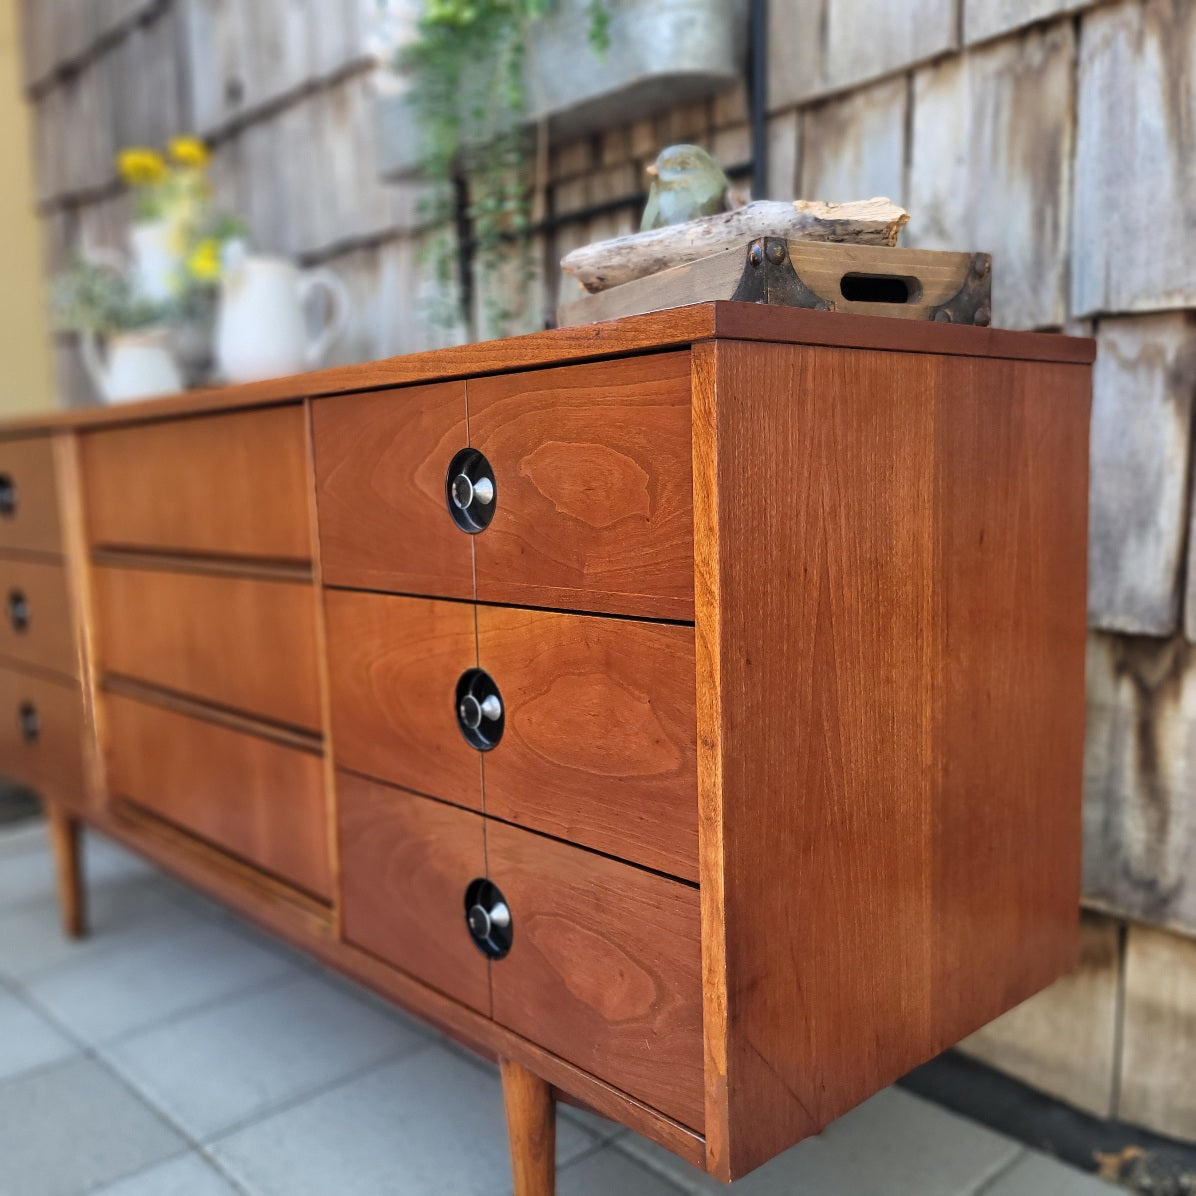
[561,198,910,294]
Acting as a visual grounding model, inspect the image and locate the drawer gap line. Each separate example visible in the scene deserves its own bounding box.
[102,674,325,754]
[108,798,335,915]
[321,583,696,629]
[335,763,699,888]
[91,547,314,583]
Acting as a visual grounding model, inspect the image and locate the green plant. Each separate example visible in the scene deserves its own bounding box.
[398,0,610,334]
[51,258,167,336]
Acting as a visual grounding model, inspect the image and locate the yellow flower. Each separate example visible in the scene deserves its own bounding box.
[188,238,222,282]
[117,147,167,187]
[169,136,210,169]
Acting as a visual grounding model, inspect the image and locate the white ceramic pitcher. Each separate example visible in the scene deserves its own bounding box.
[216,254,350,384]
[80,328,185,404]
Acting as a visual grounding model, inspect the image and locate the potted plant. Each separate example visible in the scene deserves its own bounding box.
[52,256,183,403]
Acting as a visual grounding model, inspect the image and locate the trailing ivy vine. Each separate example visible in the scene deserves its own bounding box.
[398,0,611,335]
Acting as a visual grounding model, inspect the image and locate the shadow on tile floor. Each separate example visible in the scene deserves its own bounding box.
[0,821,1120,1196]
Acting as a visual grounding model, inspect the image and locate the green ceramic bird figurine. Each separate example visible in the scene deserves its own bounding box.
[640,144,734,231]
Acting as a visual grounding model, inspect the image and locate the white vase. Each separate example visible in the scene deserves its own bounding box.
[128,220,178,304]
[216,254,350,384]
[80,328,185,404]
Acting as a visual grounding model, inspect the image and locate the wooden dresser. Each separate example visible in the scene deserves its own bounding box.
[0,303,1093,1193]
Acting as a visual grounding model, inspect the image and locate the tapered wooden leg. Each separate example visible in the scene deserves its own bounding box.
[500,1059,555,1196]
[45,804,86,939]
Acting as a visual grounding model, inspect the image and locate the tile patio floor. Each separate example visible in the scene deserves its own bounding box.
[0,819,1120,1196]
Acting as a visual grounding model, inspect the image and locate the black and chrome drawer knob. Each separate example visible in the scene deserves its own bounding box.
[445,448,496,533]
[455,668,504,750]
[7,589,29,633]
[464,878,512,959]
[0,474,16,519]
[17,700,39,744]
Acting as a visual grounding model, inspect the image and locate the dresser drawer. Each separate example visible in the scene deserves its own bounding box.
[105,693,331,899]
[468,353,694,620]
[338,771,489,1014]
[313,382,472,597]
[325,590,482,810]
[0,559,76,678]
[477,606,698,880]
[0,667,85,802]
[0,436,62,556]
[93,566,322,732]
[488,821,704,1129]
[81,406,312,562]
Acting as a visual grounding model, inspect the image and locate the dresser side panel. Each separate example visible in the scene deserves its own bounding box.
[696,339,1090,1179]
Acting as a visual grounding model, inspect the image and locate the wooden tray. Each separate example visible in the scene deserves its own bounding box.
[558,238,992,328]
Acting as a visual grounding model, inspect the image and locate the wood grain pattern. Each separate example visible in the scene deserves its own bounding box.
[0,557,77,678]
[470,353,695,620]
[692,339,1089,1179]
[338,771,490,1014]
[92,565,322,732]
[46,803,85,938]
[0,435,63,555]
[501,1059,556,1196]
[487,820,704,1130]
[0,663,86,805]
[0,306,1094,440]
[324,590,482,809]
[80,405,313,562]
[477,605,698,880]
[104,692,331,900]
[52,432,105,814]
[87,798,705,1172]
[312,382,473,596]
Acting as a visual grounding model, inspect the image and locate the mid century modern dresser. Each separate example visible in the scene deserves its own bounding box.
[0,303,1093,1193]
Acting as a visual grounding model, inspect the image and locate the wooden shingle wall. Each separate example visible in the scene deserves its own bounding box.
[17,0,1196,1143]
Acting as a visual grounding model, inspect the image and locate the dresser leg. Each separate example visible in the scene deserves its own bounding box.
[46,804,86,939]
[501,1059,556,1196]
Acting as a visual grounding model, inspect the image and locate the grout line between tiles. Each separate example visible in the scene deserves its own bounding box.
[196,1039,436,1147]
[553,1138,693,1195]
[965,1144,1028,1196]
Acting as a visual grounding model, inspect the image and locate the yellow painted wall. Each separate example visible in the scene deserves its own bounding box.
[0,0,55,415]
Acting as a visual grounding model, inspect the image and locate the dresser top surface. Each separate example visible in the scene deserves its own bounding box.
[3,301,1095,436]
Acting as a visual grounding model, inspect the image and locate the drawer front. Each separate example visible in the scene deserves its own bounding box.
[0,559,76,678]
[93,566,322,732]
[488,821,704,1129]
[0,436,62,556]
[313,383,472,597]
[81,406,312,562]
[468,353,694,620]
[477,606,698,880]
[0,667,85,802]
[339,772,489,1013]
[325,590,482,810]
[105,693,331,899]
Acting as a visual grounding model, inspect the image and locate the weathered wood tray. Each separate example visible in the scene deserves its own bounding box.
[558,238,993,328]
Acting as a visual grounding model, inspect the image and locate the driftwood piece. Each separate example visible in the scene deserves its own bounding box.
[558,240,988,327]
[560,198,910,294]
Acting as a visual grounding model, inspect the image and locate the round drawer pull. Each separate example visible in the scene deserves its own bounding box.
[7,589,29,633]
[445,448,496,534]
[0,474,16,519]
[17,700,39,744]
[464,878,513,959]
[455,668,504,750]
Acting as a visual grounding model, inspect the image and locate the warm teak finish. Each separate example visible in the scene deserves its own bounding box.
[104,692,331,899]
[0,557,78,677]
[92,564,323,732]
[0,304,1093,1194]
[81,405,313,563]
[476,605,699,880]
